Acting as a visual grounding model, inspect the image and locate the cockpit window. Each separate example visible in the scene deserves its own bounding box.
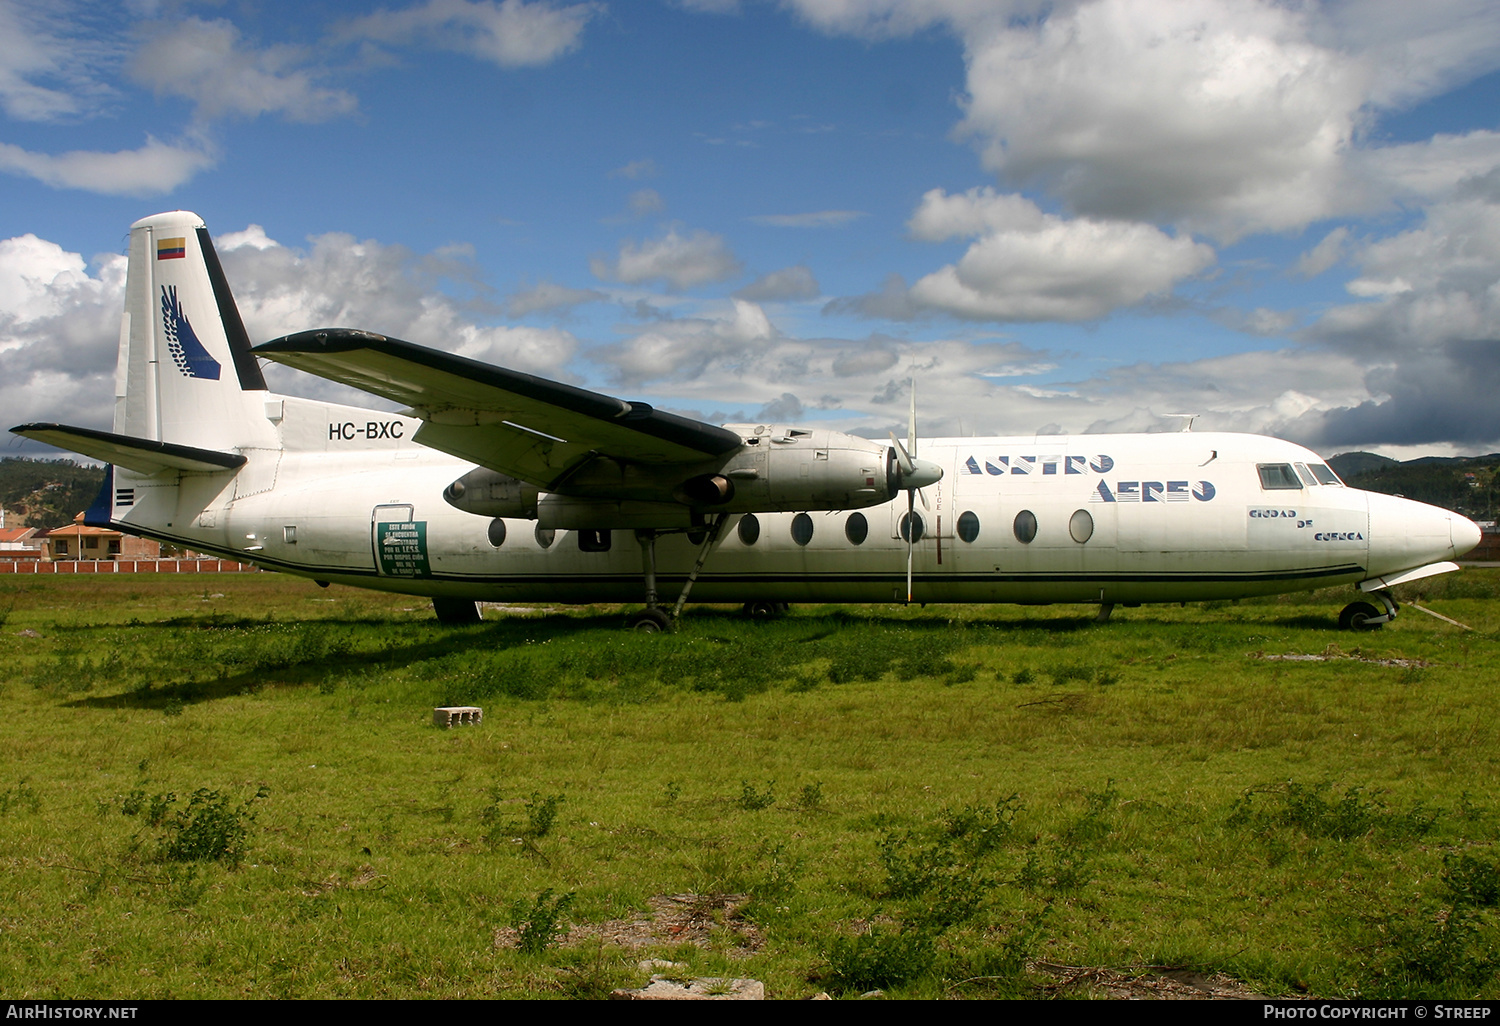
[1257,463,1303,490]
[1294,463,1318,487]
[1309,463,1342,486]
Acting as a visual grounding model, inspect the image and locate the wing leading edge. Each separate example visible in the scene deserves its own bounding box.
[254,329,743,490]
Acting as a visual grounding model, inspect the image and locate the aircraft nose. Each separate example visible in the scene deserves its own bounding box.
[1452,513,1482,559]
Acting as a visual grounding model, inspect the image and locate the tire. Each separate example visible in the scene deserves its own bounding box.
[743,601,783,620]
[1339,601,1383,631]
[629,608,673,633]
[432,597,482,625]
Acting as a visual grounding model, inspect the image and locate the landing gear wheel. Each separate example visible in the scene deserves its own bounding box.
[1339,601,1383,631]
[629,608,673,633]
[432,597,482,625]
[743,601,786,620]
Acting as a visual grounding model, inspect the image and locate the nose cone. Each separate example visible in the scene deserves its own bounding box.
[1452,513,1483,559]
[905,457,944,491]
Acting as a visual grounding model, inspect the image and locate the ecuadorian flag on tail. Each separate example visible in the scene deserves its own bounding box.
[156,237,185,260]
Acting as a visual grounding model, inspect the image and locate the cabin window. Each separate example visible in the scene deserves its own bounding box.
[900,511,925,543]
[534,526,555,549]
[577,528,611,553]
[738,513,760,546]
[957,511,980,543]
[1310,463,1342,486]
[1257,464,1302,490]
[487,519,507,547]
[1069,509,1094,544]
[791,513,814,546]
[1013,510,1037,544]
[845,512,868,545]
[283,526,298,544]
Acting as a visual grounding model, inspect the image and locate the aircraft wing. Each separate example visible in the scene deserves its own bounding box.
[11,423,247,476]
[254,329,743,490]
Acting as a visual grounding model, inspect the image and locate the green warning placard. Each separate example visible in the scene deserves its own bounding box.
[377,520,430,577]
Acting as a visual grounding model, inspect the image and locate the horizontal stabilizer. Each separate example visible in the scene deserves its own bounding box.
[254,329,743,489]
[11,423,246,476]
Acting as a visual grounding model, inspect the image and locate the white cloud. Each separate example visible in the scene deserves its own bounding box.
[0,235,126,431]
[130,18,357,123]
[1315,0,1500,109]
[1285,194,1500,448]
[590,227,743,291]
[0,1,119,122]
[837,189,1214,322]
[734,265,820,302]
[345,0,600,68]
[217,226,580,383]
[504,280,607,317]
[1294,226,1349,278]
[0,135,216,195]
[955,0,1372,240]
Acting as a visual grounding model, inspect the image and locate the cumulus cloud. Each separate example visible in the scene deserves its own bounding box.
[1279,192,1500,449]
[0,234,126,431]
[835,189,1215,322]
[215,225,580,385]
[734,264,820,302]
[0,135,216,195]
[954,0,1371,240]
[344,0,599,68]
[590,227,743,291]
[130,17,357,123]
[794,0,1500,242]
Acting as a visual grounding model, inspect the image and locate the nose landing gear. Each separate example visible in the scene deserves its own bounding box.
[1340,590,1397,631]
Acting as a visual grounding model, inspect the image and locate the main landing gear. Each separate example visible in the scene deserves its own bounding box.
[742,601,789,620]
[627,515,730,633]
[1339,590,1397,631]
[432,596,482,625]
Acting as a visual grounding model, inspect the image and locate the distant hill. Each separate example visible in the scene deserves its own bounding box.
[1328,451,1500,521]
[0,458,107,530]
[1326,451,1399,477]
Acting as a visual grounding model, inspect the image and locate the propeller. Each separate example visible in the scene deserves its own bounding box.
[887,379,943,604]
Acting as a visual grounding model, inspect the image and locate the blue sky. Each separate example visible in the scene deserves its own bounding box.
[3,0,1500,460]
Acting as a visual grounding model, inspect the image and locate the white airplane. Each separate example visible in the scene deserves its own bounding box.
[12,211,1483,632]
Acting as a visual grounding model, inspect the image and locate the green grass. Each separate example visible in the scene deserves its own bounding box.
[1,572,1498,998]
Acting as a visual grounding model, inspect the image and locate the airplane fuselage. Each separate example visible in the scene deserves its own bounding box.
[105,392,1475,608]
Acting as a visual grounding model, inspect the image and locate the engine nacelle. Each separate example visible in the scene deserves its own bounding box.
[442,467,538,518]
[713,425,895,513]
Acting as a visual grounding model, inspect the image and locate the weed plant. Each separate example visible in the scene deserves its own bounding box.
[2,573,1500,998]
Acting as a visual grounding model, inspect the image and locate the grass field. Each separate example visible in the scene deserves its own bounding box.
[1,571,1498,999]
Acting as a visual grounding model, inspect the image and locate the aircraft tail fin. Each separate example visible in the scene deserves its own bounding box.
[115,211,275,451]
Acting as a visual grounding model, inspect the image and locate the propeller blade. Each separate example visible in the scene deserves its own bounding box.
[889,432,914,475]
[908,378,918,460]
[917,486,930,512]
